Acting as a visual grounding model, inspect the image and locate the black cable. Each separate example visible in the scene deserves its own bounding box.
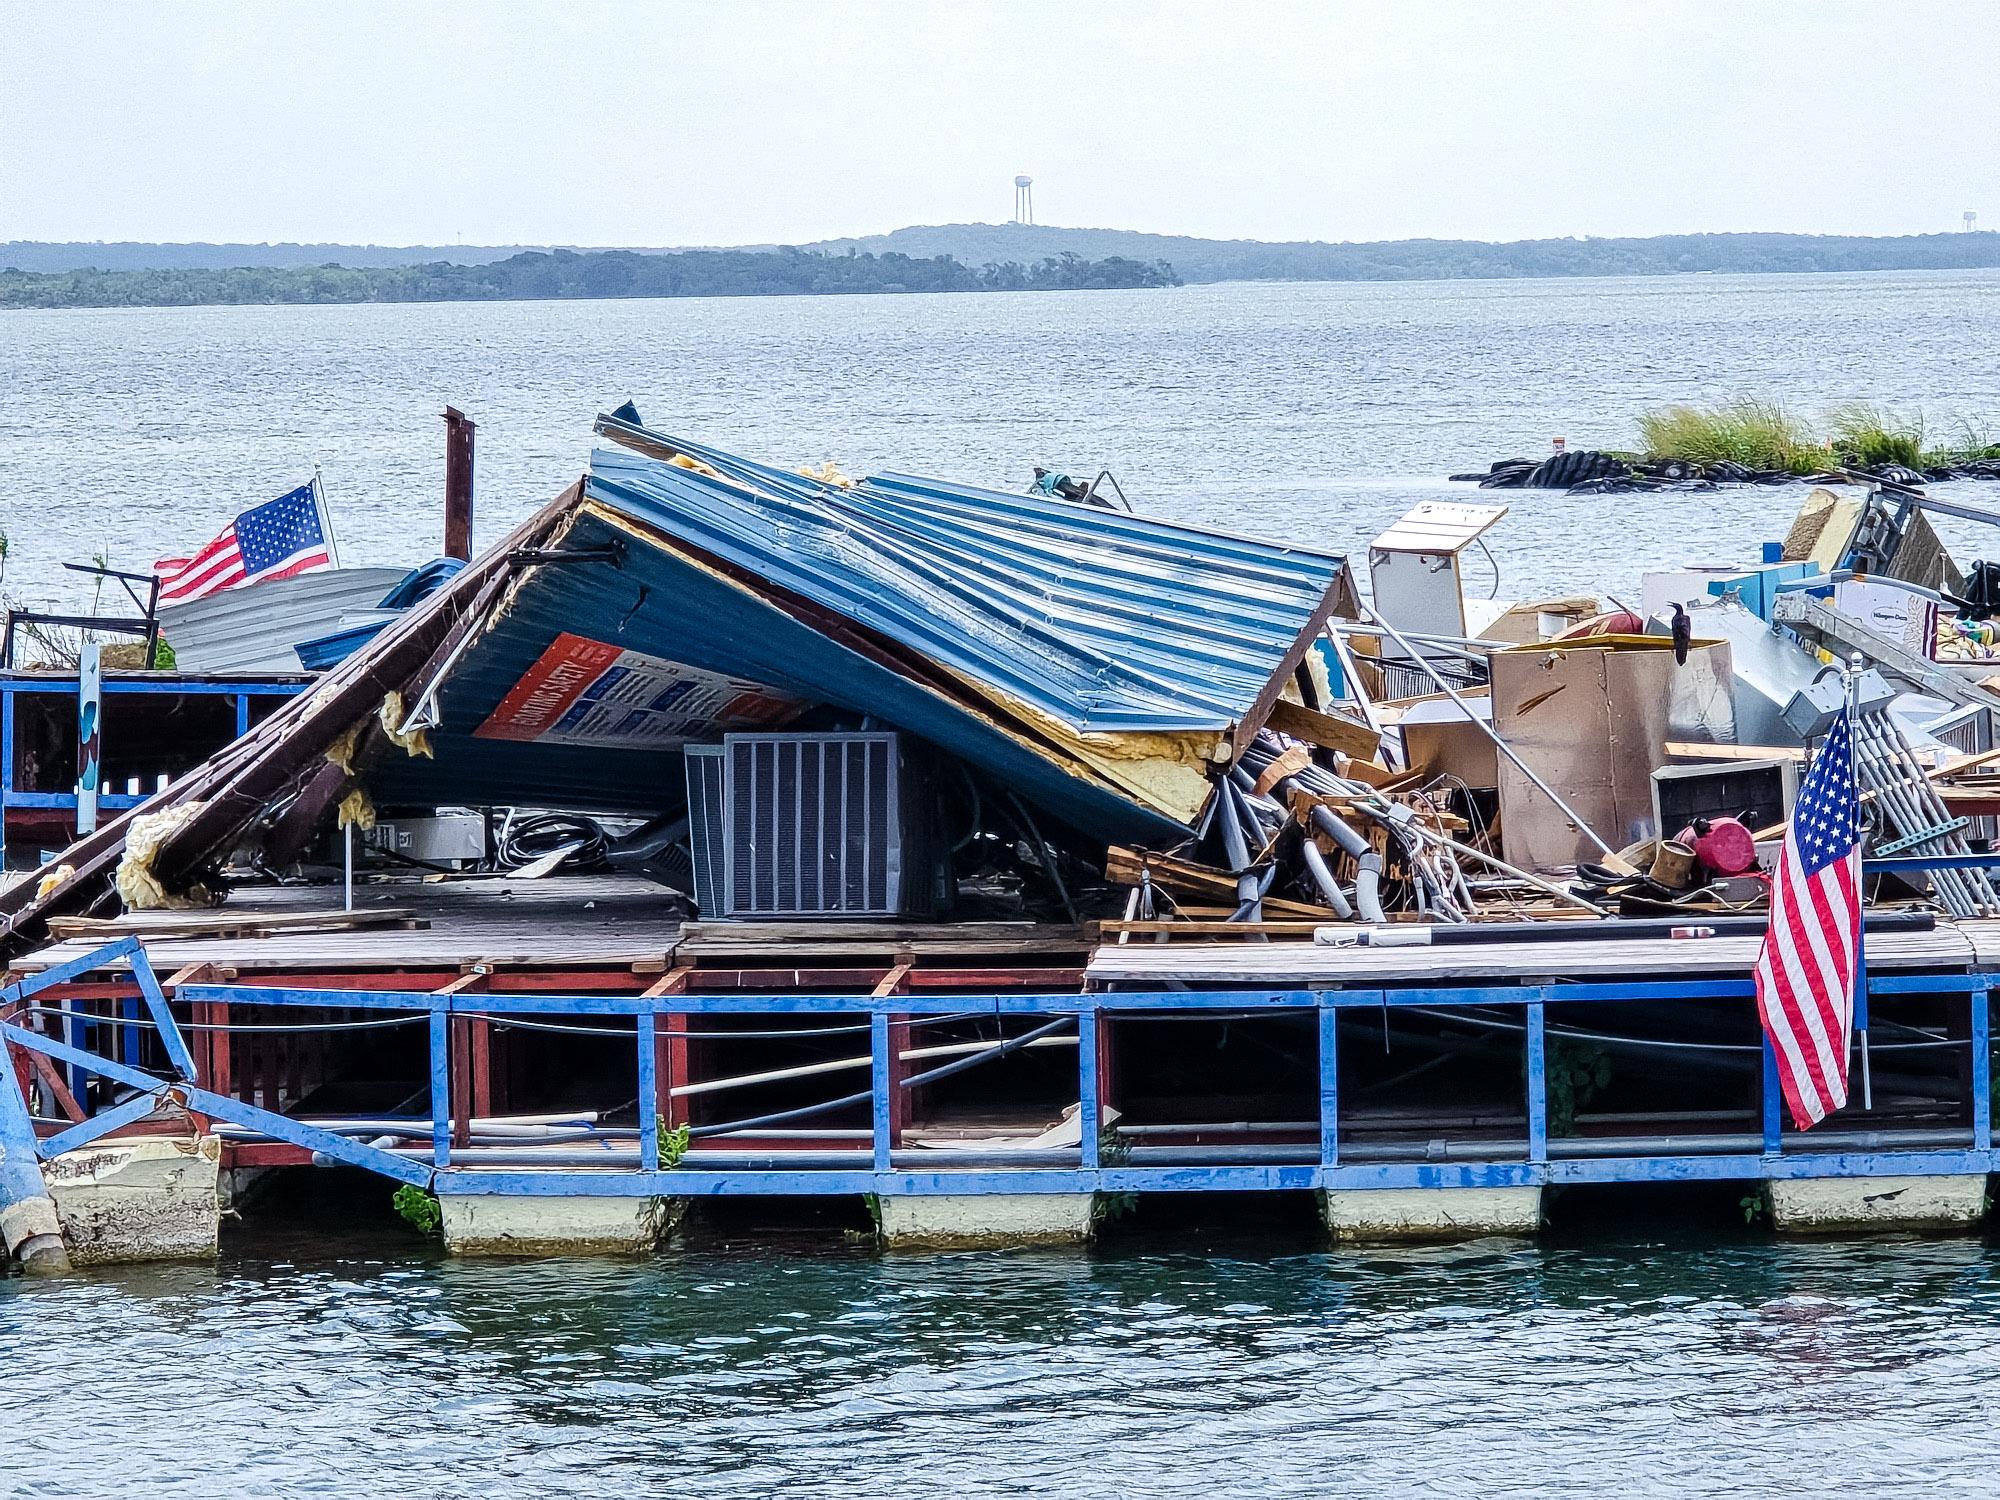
[494,812,609,871]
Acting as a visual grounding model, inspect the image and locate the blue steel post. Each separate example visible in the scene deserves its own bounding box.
[0,1041,68,1272]
[870,1013,892,1173]
[1077,1012,1099,1171]
[1318,1004,1339,1167]
[1762,1039,1783,1154]
[637,1011,660,1172]
[429,1009,451,1170]
[1525,1000,1548,1163]
[234,694,250,739]
[131,947,196,1079]
[1,685,12,867]
[1974,987,1991,1153]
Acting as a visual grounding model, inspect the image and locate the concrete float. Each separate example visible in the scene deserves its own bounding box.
[440,1193,685,1256]
[875,1192,1097,1250]
[1323,1186,1543,1243]
[1767,1175,1990,1234]
[41,1135,222,1264]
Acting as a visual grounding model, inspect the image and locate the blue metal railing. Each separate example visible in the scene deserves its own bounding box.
[2,936,1992,1201]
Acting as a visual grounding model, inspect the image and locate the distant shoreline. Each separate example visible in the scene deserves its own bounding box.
[0,246,1179,312]
[8,224,1999,291]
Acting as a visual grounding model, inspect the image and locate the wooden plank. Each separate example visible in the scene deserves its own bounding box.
[870,962,914,997]
[1263,698,1382,760]
[1101,920,1335,939]
[46,907,424,940]
[1103,846,1333,919]
[640,966,694,998]
[27,1049,86,1123]
[1663,742,1807,762]
[1085,925,1977,984]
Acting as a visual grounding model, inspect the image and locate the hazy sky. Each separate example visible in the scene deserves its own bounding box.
[2,0,1993,247]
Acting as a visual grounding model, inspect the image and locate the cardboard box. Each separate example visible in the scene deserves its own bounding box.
[1492,635,1737,869]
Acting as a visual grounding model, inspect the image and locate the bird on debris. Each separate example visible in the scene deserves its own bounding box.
[1671,602,1692,666]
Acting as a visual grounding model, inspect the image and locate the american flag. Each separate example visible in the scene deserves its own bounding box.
[155,481,335,604]
[1753,713,1862,1130]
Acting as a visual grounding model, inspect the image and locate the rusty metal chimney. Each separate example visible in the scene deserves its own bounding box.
[443,406,476,561]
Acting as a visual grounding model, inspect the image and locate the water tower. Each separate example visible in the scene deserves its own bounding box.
[1967,210,1980,233]
[1013,175,1034,226]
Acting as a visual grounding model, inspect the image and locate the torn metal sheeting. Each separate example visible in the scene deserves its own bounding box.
[591,418,1352,738]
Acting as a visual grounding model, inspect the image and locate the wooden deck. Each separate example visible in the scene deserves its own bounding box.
[11,877,1090,979]
[15,875,686,974]
[1086,924,1983,986]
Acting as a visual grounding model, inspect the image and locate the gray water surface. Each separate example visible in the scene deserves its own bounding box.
[3,270,1998,609]
[6,1219,1998,1497]
[8,272,2000,1495]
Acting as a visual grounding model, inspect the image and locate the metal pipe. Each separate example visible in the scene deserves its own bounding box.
[1298,838,1355,919]
[1322,618,1386,741]
[1305,803,1387,924]
[1215,778,1265,929]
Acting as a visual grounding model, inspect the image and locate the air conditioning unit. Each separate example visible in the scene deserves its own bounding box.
[682,744,729,914]
[682,731,940,919]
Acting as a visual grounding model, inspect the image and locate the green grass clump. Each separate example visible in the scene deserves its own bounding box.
[392,1184,442,1236]
[1926,417,2000,468]
[1635,400,1826,475]
[1829,404,1925,468]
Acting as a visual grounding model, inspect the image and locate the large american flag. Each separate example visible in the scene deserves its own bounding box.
[155,481,334,604]
[1753,713,1862,1130]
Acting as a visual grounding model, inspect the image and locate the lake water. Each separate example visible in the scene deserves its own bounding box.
[2,270,1998,610]
[7,1209,2000,1498]
[7,272,2000,1495]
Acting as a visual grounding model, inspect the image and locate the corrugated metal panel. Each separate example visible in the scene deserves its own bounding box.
[367,506,1189,838]
[158,567,410,674]
[587,418,1347,735]
[372,426,1351,839]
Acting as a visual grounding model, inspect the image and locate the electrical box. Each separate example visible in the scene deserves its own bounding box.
[365,812,487,868]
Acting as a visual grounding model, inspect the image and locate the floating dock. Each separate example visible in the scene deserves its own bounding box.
[3,878,1995,1258]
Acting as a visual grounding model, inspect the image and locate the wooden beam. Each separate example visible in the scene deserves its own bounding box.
[27,1048,86,1123]
[870,962,914,998]
[640,966,694,998]
[1104,845,1334,918]
[1263,697,1383,760]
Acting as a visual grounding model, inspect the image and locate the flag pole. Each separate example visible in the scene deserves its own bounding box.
[1847,648,1872,1111]
[313,464,344,570]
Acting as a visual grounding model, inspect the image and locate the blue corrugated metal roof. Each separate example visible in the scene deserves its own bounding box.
[587,417,1347,736]
[371,425,1350,839]
[369,506,1191,838]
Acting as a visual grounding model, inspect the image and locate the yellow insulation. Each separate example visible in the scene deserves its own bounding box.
[114,802,217,911]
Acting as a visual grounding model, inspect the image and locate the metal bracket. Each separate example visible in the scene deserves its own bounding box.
[1877,818,1970,856]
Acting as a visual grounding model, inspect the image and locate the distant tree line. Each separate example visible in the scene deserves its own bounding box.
[0,247,1180,309]
[818,225,2000,285]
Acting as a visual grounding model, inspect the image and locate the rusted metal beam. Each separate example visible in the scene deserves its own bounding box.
[443,406,476,562]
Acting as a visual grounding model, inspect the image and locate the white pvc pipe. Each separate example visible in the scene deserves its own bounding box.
[667,1035,1078,1099]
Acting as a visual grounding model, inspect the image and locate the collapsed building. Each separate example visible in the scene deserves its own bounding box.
[7,410,2000,1265]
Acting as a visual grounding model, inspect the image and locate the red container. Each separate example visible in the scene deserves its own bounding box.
[1679,816,1758,877]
